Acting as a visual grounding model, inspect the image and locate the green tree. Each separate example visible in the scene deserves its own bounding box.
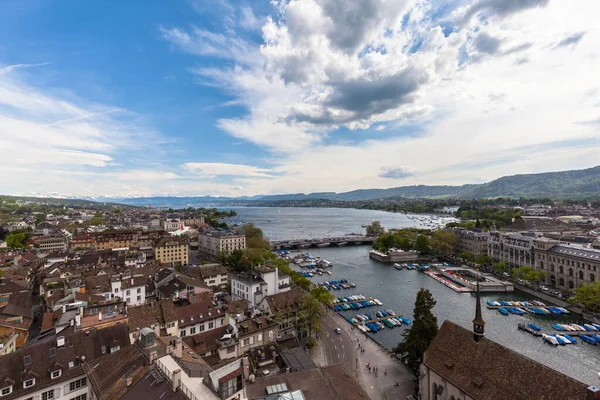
[300,294,323,343]
[458,252,475,263]
[414,235,431,254]
[430,230,458,256]
[6,232,26,248]
[493,261,510,274]
[310,286,335,305]
[366,221,385,237]
[476,254,494,266]
[571,281,600,313]
[394,288,439,376]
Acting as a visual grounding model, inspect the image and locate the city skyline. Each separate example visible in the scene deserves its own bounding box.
[1,0,599,198]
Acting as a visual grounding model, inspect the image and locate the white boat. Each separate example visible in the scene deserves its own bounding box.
[556,335,572,344]
[572,324,586,331]
[542,334,559,346]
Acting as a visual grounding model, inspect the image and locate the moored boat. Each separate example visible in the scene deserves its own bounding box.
[552,323,565,331]
[542,334,559,346]
[562,334,577,344]
[498,307,509,315]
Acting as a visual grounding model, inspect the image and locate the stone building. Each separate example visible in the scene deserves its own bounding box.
[533,237,599,290]
[155,237,189,265]
[456,229,489,257]
[487,231,535,268]
[198,231,246,257]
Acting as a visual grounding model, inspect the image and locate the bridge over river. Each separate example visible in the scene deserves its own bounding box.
[270,236,375,250]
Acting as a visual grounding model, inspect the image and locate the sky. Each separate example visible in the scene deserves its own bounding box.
[0,0,599,198]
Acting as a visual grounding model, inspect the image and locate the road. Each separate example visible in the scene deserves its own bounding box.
[320,311,358,370]
[313,310,417,400]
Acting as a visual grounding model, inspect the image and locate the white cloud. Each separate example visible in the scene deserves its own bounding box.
[183,162,273,178]
[162,0,600,196]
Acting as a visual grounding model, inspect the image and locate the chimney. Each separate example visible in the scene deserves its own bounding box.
[70,319,74,327]
[172,369,181,392]
[131,278,134,286]
[75,315,81,328]
[57,336,65,347]
[174,339,183,358]
[62,305,66,314]
[588,386,600,400]
[98,312,102,321]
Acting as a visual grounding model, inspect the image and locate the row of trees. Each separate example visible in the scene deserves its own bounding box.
[369,222,460,256]
[571,281,600,313]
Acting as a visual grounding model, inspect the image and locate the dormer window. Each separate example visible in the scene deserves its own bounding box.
[23,378,35,388]
[0,386,12,396]
[51,370,61,379]
[110,345,120,353]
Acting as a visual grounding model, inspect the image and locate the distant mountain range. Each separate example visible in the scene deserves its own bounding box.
[7,165,600,207]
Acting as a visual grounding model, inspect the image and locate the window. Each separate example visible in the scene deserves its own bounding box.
[243,338,250,346]
[114,288,119,293]
[222,377,238,398]
[0,386,11,396]
[227,346,235,354]
[51,370,62,379]
[180,330,186,337]
[208,321,214,329]
[190,327,196,335]
[199,324,205,332]
[126,290,130,296]
[24,378,35,388]
[137,295,141,302]
[137,288,141,293]
[70,394,87,400]
[69,377,87,392]
[42,389,55,400]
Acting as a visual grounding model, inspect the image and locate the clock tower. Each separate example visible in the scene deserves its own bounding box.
[473,269,485,342]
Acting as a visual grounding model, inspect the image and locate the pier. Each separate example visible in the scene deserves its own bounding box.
[270,235,375,250]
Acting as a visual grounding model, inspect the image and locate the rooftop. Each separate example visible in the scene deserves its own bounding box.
[550,245,600,261]
[423,321,589,400]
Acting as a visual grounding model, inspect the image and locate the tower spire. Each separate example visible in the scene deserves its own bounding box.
[473,268,485,342]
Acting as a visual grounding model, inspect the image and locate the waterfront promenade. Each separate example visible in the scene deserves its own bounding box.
[311,310,416,400]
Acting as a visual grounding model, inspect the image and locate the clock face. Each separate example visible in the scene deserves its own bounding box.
[474,325,484,333]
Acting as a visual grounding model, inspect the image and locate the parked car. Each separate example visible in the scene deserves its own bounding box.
[334,328,342,334]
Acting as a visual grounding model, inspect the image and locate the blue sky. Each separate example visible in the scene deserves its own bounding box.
[0,0,599,197]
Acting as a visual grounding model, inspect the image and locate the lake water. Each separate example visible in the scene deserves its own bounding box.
[231,207,600,386]
[221,206,455,240]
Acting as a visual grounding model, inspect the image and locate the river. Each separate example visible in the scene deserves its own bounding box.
[228,207,600,386]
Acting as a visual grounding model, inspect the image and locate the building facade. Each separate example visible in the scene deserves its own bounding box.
[487,231,535,268]
[198,231,246,257]
[456,229,489,257]
[230,265,290,308]
[533,238,599,290]
[199,264,229,288]
[155,237,189,265]
[36,236,69,253]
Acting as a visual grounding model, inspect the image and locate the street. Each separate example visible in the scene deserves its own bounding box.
[312,310,417,400]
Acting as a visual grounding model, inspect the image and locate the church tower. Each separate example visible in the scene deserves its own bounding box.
[473,269,485,342]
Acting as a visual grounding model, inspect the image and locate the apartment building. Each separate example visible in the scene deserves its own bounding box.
[155,237,189,265]
[456,229,490,257]
[533,237,599,290]
[94,230,137,250]
[176,301,228,338]
[488,231,535,268]
[35,235,69,253]
[198,231,246,257]
[230,265,291,308]
[0,323,130,400]
[199,264,229,288]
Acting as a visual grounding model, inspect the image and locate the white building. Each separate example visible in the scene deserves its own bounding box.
[156,355,246,400]
[230,265,291,308]
[162,218,184,232]
[110,276,147,306]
